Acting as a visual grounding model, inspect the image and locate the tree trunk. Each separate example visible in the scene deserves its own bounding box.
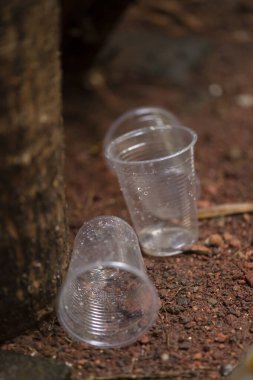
[0,0,69,341]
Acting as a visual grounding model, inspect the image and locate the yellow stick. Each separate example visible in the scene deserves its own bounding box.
[197,202,253,220]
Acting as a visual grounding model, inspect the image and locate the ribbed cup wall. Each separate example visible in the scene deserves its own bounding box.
[109,129,198,256]
[58,265,156,347]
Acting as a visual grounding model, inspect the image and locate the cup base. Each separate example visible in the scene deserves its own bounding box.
[139,225,198,257]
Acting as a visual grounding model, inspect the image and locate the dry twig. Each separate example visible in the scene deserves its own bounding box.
[86,371,197,379]
[197,202,253,220]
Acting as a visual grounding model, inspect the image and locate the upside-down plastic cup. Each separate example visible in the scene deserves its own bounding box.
[57,216,159,348]
[103,106,201,198]
[105,126,199,257]
[103,106,181,172]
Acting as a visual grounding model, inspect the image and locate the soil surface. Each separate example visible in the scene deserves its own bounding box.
[2,1,253,379]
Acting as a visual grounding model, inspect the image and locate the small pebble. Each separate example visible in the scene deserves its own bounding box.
[220,363,235,376]
[193,352,203,360]
[223,232,233,242]
[205,184,218,196]
[236,93,253,108]
[205,234,224,247]
[145,259,154,269]
[159,289,168,298]
[243,213,251,222]
[228,146,242,160]
[209,373,220,380]
[86,69,106,88]
[233,29,251,43]
[176,296,190,306]
[217,219,225,228]
[209,83,223,97]
[208,297,218,306]
[229,238,241,249]
[161,353,170,361]
[197,199,211,208]
[185,321,196,329]
[180,316,192,324]
[215,332,227,343]
[165,305,183,315]
[229,336,237,344]
[139,335,150,344]
[189,244,212,255]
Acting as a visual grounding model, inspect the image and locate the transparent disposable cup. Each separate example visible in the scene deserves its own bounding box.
[103,106,201,198]
[57,216,159,348]
[105,126,199,257]
[103,106,181,172]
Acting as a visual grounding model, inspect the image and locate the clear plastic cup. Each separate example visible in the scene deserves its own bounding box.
[57,216,159,348]
[103,106,201,198]
[103,106,181,172]
[105,126,199,257]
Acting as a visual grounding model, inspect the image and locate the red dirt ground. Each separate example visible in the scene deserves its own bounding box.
[2,1,253,379]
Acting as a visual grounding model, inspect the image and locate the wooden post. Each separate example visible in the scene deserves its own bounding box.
[0,0,69,341]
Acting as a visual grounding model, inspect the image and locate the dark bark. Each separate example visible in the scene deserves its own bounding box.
[0,0,69,341]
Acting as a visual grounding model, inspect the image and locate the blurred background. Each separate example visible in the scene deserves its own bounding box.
[61,0,253,227]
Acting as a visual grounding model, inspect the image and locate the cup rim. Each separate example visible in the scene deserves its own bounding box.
[105,125,197,166]
[57,260,159,348]
[103,105,181,151]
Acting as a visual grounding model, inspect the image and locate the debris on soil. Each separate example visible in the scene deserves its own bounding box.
[205,233,224,247]
[197,202,253,220]
[184,244,212,255]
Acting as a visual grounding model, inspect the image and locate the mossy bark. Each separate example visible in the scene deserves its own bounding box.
[0,0,69,341]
